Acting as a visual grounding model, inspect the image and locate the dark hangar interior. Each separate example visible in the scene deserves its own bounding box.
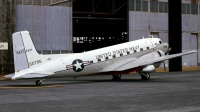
[73,0,128,53]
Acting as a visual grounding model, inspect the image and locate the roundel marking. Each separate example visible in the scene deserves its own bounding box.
[72,59,84,72]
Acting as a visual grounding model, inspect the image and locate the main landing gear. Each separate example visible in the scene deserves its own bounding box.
[112,74,121,80]
[112,73,150,81]
[140,72,150,80]
[35,79,45,86]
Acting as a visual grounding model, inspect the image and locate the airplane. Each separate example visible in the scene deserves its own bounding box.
[4,31,197,85]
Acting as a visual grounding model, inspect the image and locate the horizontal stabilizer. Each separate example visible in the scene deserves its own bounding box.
[19,73,53,79]
[21,71,55,79]
[11,69,55,80]
[3,73,15,79]
[31,71,54,75]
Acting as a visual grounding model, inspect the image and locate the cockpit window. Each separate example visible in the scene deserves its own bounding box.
[159,41,162,44]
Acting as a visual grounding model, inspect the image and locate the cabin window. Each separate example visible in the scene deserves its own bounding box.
[159,41,162,44]
[105,57,108,60]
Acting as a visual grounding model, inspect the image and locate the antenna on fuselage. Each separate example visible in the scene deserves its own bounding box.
[148,35,154,38]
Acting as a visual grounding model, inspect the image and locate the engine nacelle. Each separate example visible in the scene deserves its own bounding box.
[141,65,155,73]
[136,50,165,69]
[136,50,165,61]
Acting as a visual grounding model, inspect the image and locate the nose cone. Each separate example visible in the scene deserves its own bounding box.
[162,43,169,54]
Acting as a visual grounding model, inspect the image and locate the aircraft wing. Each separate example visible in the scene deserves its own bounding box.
[115,50,197,71]
[101,57,137,72]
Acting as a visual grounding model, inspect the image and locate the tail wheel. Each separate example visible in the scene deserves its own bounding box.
[112,74,121,80]
[36,80,41,86]
[140,72,150,80]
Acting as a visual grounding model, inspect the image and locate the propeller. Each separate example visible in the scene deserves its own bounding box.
[165,47,172,55]
[164,62,166,71]
[164,47,172,71]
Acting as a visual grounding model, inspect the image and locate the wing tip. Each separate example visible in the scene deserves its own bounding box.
[187,50,198,54]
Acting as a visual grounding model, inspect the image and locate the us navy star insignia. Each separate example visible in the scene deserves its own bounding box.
[66,59,90,72]
[72,59,84,72]
[73,60,83,70]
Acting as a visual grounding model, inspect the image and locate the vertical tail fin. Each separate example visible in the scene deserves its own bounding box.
[13,31,40,72]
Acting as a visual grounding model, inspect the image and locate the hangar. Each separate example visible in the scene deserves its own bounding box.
[0,0,199,75]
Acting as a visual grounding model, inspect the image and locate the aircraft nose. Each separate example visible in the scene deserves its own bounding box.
[163,43,169,54]
[165,43,169,49]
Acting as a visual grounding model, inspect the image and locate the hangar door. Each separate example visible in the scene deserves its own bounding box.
[182,33,198,66]
[73,0,128,53]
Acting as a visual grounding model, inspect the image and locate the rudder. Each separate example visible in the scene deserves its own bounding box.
[12,31,40,72]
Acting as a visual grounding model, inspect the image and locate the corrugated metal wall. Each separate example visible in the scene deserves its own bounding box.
[0,0,15,74]
[129,12,149,40]
[182,33,198,66]
[129,0,200,67]
[16,4,72,54]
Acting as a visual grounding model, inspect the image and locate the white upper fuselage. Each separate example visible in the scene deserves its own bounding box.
[8,31,197,81]
[13,37,168,79]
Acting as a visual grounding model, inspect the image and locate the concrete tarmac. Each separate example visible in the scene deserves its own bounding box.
[0,71,200,112]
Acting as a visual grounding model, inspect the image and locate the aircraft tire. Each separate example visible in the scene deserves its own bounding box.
[112,74,121,80]
[36,80,41,86]
[140,72,150,80]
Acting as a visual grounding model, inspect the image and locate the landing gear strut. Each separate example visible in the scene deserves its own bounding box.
[140,72,150,80]
[35,79,45,86]
[112,74,121,80]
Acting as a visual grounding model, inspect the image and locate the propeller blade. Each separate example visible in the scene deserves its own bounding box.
[165,47,172,55]
[164,62,166,71]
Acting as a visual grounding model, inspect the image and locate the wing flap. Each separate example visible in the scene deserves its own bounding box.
[100,57,137,72]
